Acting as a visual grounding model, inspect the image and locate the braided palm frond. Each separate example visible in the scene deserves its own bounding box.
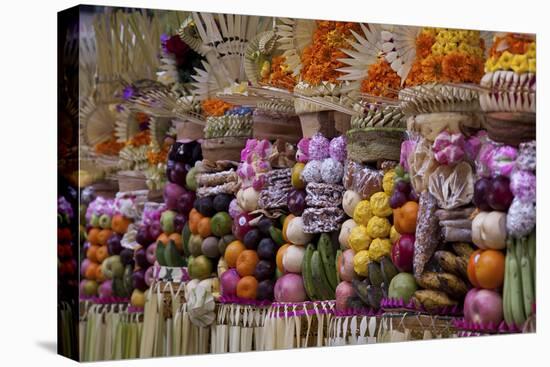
[398,83,481,115]
[79,96,116,147]
[244,31,277,85]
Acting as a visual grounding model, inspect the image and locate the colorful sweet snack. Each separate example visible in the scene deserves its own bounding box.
[516,140,536,172]
[258,168,293,211]
[320,158,344,184]
[305,182,345,208]
[302,207,346,233]
[480,34,536,113]
[343,160,383,200]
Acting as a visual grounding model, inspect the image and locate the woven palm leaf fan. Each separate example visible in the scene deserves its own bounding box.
[179,13,274,99]
[337,23,384,91]
[129,87,204,126]
[92,9,172,103]
[381,25,422,84]
[275,18,317,76]
[244,30,278,85]
[79,96,116,147]
[79,24,97,101]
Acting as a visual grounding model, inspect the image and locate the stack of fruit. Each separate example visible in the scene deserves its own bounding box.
[220,216,289,301]
[81,197,131,299]
[153,141,202,270]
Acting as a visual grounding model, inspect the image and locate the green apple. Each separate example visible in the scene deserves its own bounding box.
[186,167,198,191]
[160,210,176,234]
[90,213,100,228]
[99,214,112,229]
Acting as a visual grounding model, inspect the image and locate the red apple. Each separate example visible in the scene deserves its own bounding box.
[232,212,254,240]
[391,234,415,272]
[464,288,503,325]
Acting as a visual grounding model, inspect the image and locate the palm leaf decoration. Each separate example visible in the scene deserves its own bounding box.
[381,25,422,85]
[275,18,316,77]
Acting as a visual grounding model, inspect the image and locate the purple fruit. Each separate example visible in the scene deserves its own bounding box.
[170,162,188,186]
[394,180,411,195]
[134,248,148,269]
[232,212,254,240]
[174,213,187,233]
[166,160,175,183]
[243,228,262,250]
[287,189,307,216]
[107,233,123,255]
[132,269,148,291]
[120,248,135,266]
[408,190,419,202]
[257,279,275,301]
[164,182,186,210]
[389,190,408,209]
[254,260,275,281]
[257,238,277,260]
[473,178,492,211]
[488,176,514,211]
[177,190,196,214]
[148,222,162,240]
[136,226,152,247]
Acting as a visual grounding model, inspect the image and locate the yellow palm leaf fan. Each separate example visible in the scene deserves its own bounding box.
[113,103,141,143]
[79,96,116,148]
[275,18,317,77]
[244,30,277,86]
[381,25,422,85]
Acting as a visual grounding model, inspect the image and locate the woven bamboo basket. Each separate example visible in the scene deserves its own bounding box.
[117,170,149,192]
[347,127,406,163]
[174,119,205,142]
[484,112,536,146]
[201,137,247,162]
[298,111,338,138]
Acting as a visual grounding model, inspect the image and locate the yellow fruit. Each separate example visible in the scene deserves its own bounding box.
[368,238,393,261]
[353,200,373,226]
[370,192,392,217]
[353,250,371,277]
[498,51,514,70]
[382,170,396,195]
[348,225,372,252]
[366,216,391,239]
[390,226,401,244]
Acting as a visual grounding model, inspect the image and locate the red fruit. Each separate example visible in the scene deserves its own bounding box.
[232,212,254,240]
[391,234,415,272]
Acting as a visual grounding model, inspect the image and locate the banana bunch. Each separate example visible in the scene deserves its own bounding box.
[204,115,253,139]
[351,257,398,310]
[503,231,536,326]
[302,234,338,300]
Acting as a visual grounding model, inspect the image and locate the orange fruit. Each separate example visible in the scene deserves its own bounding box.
[198,217,212,238]
[393,201,419,234]
[96,245,109,263]
[236,275,258,299]
[87,228,100,246]
[189,209,203,235]
[95,265,105,282]
[86,245,100,262]
[157,233,170,246]
[111,214,131,234]
[84,262,99,280]
[282,214,295,243]
[475,249,505,289]
[236,250,260,277]
[467,250,482,287]
[97,229,113,246]
[224,240,246,268]
[168,233,183,251]
[276,244,291,273]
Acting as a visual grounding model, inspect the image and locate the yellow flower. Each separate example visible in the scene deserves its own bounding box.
[431,43,445,56]
[527,42,536,53]
[528,58,536,73]
[444,42,458,54]
[526,49,536,59]
[458,43,472,55]
[260,61,271,78]
[353,200,373,226]
[511,54,529,73]
[436,31,451,43]
[498,51,514,70]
